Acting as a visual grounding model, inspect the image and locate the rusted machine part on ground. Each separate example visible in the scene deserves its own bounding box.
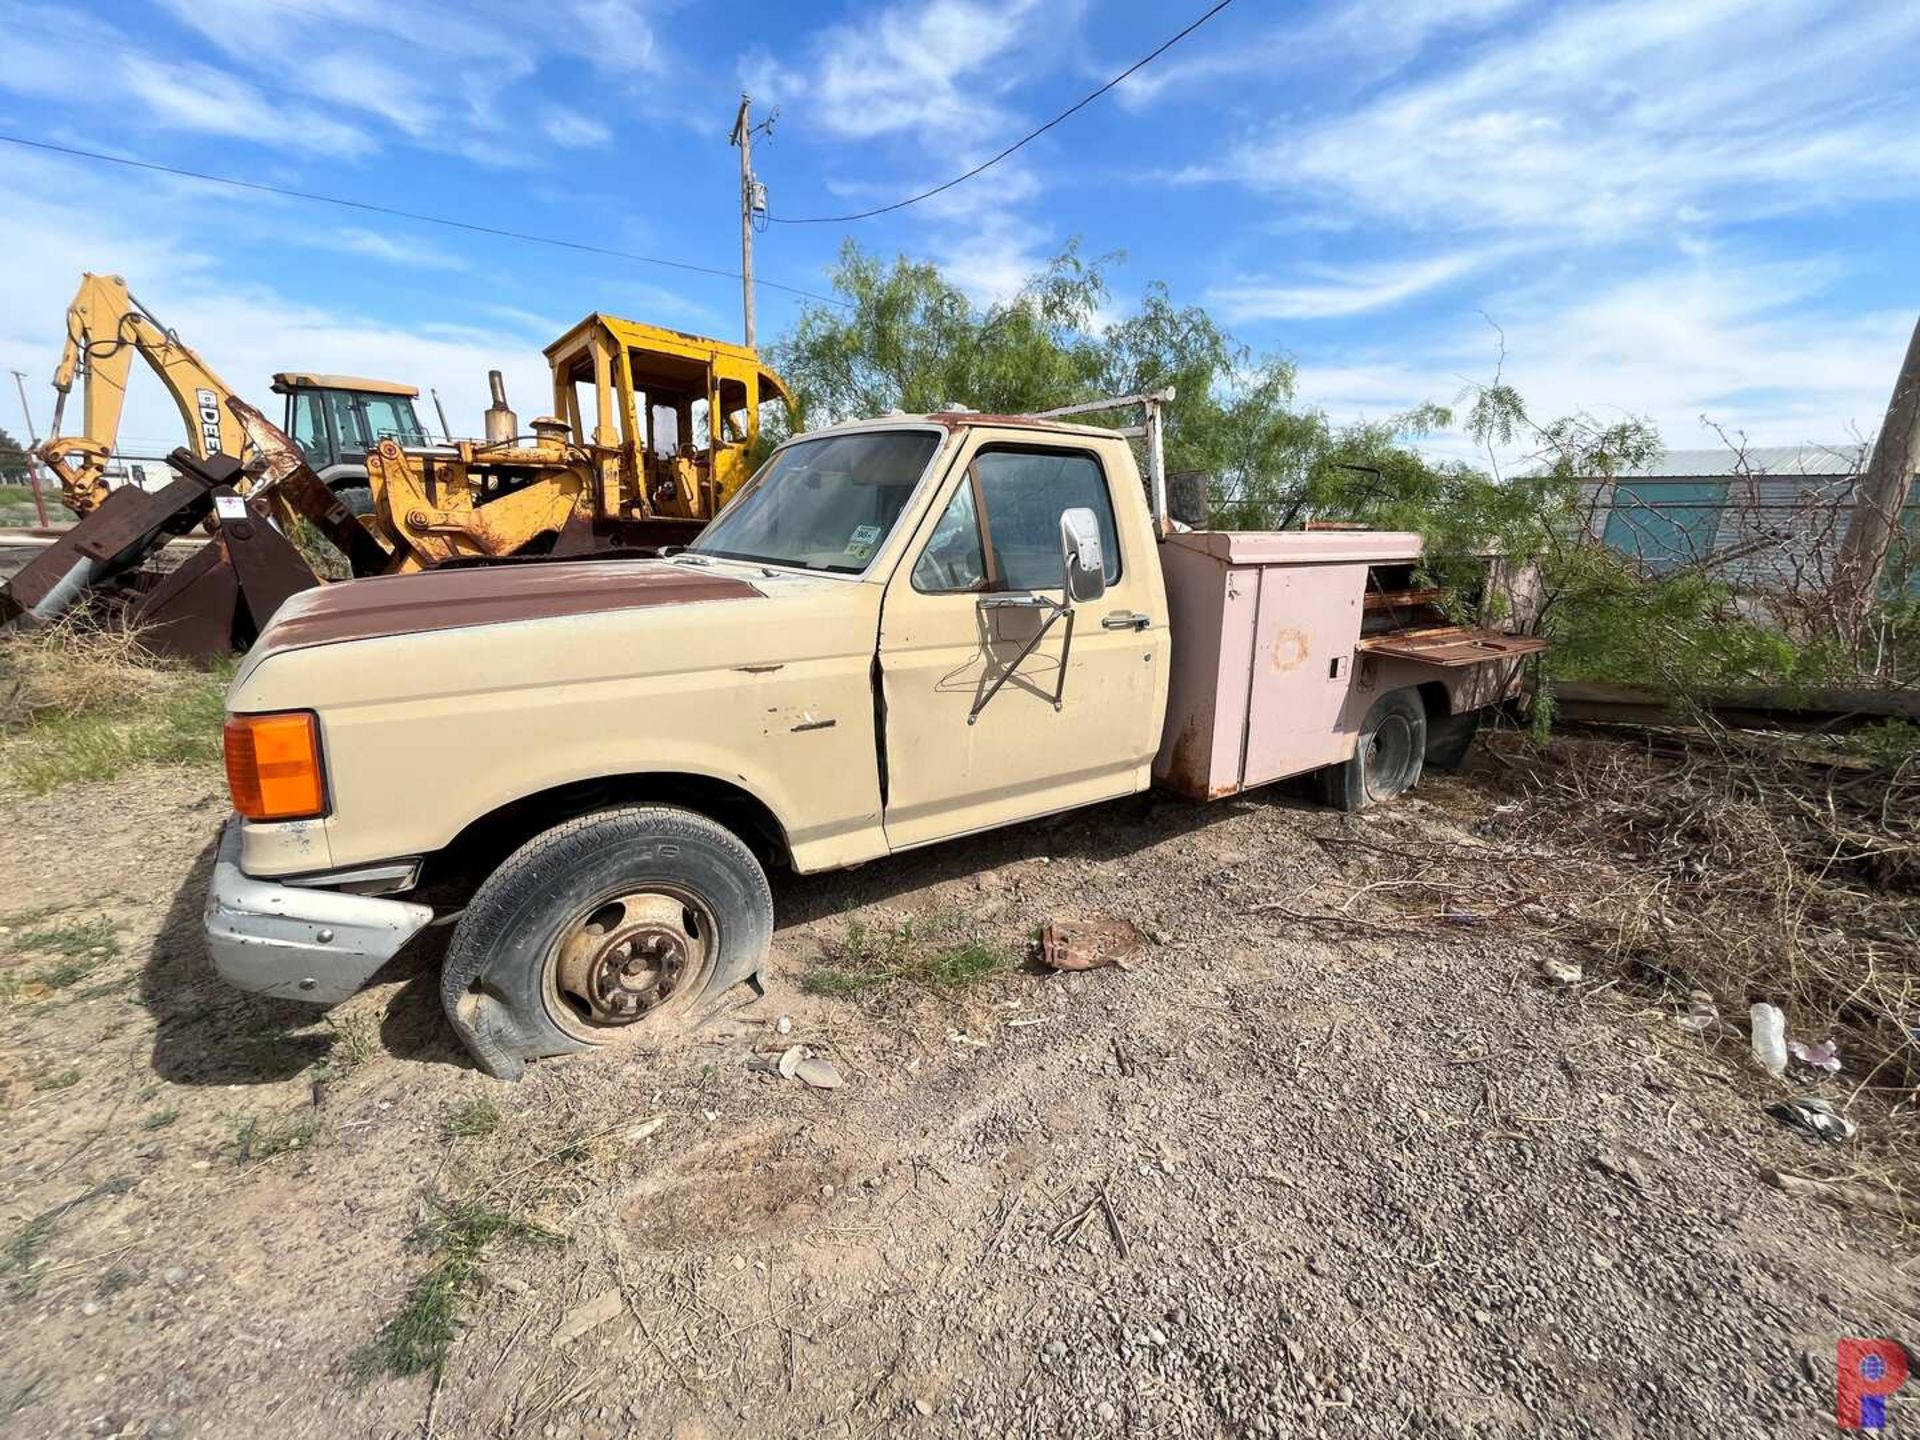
[0,449,322,657]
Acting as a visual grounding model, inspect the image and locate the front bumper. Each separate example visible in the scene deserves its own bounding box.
[205,819,434,1004]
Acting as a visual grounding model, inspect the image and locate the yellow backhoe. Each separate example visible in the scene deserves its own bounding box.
[38,272,431,519]
[40,272,251,516]
[4,283,795,653]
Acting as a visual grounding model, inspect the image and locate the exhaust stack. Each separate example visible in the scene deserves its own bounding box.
[483,371,518,445]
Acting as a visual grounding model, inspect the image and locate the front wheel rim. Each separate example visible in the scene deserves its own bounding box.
[543,886,718,1043]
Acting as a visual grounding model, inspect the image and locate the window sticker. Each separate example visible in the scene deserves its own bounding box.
[844,523,884,559]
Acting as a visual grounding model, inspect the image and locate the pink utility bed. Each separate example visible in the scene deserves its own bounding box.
[1151,530,1543,801]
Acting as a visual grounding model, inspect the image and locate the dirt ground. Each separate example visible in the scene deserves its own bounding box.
[0,743,1913,1439]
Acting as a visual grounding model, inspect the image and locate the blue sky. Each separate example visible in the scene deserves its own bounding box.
[3,0,1918,468]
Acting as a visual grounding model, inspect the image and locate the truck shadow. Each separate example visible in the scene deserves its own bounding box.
[145,785,1319,1083]
[768,783,1318,930]
[142,833,460,1085]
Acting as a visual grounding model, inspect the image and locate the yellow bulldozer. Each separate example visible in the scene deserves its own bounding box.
[343,313,793,569]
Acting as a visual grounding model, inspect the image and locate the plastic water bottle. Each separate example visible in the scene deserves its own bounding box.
[1749,1002,1788,1079]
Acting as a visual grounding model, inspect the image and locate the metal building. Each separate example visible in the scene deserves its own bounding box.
[1579,444,1918,592]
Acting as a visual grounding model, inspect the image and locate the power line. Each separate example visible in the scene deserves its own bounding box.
[0,133,847,307]
[769,0,1241,225]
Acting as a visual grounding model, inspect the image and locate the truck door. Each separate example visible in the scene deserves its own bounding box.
[877,437,1166,850]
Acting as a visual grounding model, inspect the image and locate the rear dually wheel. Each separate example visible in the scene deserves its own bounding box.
[1318,688,1427,812]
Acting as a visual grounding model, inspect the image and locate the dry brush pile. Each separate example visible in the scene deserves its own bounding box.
[1323,726,1919,1187]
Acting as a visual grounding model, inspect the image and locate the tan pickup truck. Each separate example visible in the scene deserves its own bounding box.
[207,400,1541,1077]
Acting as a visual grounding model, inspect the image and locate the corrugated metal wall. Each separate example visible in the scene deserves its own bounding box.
[1581,470,1918,593]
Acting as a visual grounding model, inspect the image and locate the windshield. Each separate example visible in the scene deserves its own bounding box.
[690,429,942,574]
[322,391,427,451]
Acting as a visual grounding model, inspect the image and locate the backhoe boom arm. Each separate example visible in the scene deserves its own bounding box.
[40,272,246,514]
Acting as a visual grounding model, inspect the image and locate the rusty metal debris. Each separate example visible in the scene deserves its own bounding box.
[0,447,324,656]
[1039,919,1146,972]
[1356,625,1549,667]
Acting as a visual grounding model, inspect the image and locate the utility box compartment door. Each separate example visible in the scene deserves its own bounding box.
[1240,561,1367,787]
[1156,532,1383,799]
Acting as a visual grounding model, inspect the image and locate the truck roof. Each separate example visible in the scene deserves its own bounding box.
[806,410,1125,442]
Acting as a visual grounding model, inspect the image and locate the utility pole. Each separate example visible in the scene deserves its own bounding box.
[9,369,50,527]
[729,93,773,351]
[1834,311,1920,640]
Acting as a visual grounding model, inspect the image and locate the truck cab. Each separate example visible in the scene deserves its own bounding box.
[205,408,1535,1079]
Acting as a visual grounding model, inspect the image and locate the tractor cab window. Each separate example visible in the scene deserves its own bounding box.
[289,391,330,466]
[356,394,426,446]
[649,402,683,455]
[718,378,749,443]
[318,390,426,452]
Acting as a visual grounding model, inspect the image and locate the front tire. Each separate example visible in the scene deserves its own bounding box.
[1318,689,1427,812]
[441,806,773,1079]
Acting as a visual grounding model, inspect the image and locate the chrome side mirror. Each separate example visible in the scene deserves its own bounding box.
[1060,507,1106,604]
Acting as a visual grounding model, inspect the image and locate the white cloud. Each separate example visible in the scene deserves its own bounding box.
[1210,252,1487,321]
[1293,253,1910,461]
[299,54,442,139]
[99,0,670,167]
[1115,0,1525,109]
[561,0,667,76]
[326,231,469,271]
[1208,0,1920,235]
[934,222,1052,308]
[113,57,375,157]
[1320,0,1528,49]
[541,109,613,149]
[747,0,1061,142]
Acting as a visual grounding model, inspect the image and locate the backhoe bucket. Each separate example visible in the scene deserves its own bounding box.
[0,450,322,658]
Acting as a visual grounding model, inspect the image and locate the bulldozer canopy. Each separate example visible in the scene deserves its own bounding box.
[543,314,792,412]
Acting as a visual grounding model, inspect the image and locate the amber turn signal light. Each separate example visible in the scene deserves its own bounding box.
[224,711,327,822]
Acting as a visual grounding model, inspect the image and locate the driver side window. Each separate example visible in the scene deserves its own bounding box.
[912,445,1120,595]
[912,479,987,592]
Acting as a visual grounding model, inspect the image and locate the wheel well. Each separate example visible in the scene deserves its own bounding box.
[418,773,790,902]
[1415,680,1452,719]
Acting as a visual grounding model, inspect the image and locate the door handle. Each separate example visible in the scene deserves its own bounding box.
[1102,610,1151,631]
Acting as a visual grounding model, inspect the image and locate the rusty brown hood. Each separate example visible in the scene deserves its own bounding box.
[254,559,762,658]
